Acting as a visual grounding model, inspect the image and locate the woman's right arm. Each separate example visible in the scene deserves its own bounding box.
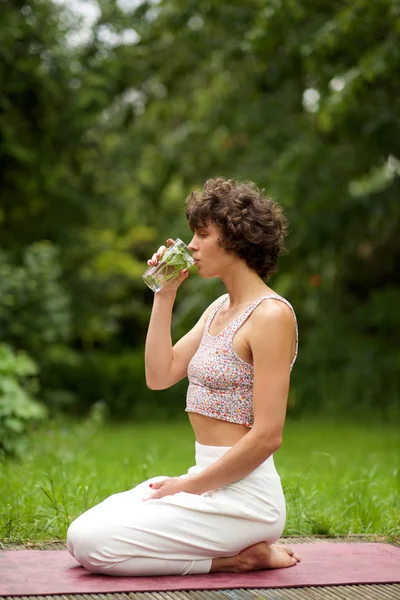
[145,293,209,390]
[144,239,222,390]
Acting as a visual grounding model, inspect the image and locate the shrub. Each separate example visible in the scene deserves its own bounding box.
[40,349,187,420]
[0,243,72,359]
[0,344,47,458]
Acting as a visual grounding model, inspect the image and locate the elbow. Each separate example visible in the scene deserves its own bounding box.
[253,428,282,454]
[144,363,162,390]
[145,360,171,390]
[145,376,166,390]
[271,436,283,452]
[266,430,282,452]
[145,371,171,390]
[261,435,282,454]
[145,370,161,390]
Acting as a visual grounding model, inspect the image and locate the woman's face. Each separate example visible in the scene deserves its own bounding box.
[188,221,235,278]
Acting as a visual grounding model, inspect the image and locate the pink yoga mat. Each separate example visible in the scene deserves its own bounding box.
[1,543,399,596]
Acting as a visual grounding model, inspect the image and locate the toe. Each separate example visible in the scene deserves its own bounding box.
[284,547,301,562]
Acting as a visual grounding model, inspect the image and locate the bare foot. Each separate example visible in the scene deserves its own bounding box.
[237,542,302,572]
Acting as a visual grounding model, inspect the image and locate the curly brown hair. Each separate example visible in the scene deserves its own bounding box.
[185,177,288,280]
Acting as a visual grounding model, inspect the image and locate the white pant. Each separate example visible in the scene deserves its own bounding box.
[67,442,286,576]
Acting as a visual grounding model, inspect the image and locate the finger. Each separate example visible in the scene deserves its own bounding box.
[165,268,189,287]
[167,238,175,246]
[149,478,168,490]
[150,481,164,490]
[146,489,164,500]
[141,496,152,502]
[178,268,190,280]
[147,246,166,266]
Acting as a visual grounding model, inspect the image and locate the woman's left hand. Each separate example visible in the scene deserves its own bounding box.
[144,477,196,501]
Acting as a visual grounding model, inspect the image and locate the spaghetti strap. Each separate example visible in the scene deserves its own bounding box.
[204,294,229,334]
[229,294,298,368]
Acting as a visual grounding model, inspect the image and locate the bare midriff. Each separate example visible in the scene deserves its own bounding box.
[188,412,250,446]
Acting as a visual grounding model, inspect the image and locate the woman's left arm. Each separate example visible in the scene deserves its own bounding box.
[149,301,295,499]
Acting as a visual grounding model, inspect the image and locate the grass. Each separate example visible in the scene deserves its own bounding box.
[0,415,399,545]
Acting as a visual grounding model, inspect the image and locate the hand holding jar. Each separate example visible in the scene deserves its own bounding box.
[142,238,195,293]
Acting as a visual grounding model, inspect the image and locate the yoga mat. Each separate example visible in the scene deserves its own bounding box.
[1,543,399,596]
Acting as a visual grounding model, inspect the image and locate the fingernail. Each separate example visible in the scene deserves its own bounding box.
[183,269,188,274]
[149,483,153,487]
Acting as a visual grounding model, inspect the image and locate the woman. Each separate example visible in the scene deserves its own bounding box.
[67,177,301,576]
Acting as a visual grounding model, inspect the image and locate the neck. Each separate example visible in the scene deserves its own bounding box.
[220,261,274,309]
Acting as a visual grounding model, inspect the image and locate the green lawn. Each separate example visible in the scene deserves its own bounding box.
[1,416,399,544]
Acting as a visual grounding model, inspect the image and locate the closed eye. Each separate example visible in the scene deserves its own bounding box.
[193,228,208,238]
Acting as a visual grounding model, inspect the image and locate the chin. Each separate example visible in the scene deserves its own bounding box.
[200,270,219,280]
[196,264,219,279]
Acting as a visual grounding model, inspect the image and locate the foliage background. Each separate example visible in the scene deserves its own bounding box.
[1,0,399,452]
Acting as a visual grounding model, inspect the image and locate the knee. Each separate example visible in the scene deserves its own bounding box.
[67,517,93,565]
[67,517,113,574]
[66,517,80,557]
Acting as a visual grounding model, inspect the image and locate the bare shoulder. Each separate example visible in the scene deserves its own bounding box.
[251,297,295,333]
[248,297,297,367]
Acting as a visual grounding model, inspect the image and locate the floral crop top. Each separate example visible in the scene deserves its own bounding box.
[185,294,298,428]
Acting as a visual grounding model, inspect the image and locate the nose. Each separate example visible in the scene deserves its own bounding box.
[188,235,198,252]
